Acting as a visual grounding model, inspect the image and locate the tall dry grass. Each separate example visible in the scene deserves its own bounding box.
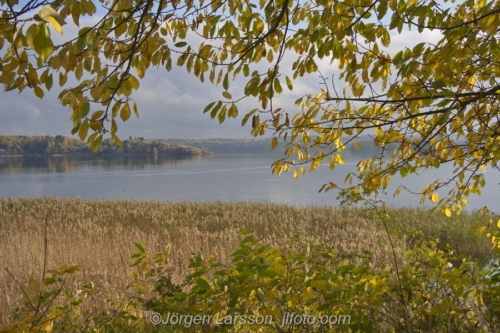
[0,196,491,324]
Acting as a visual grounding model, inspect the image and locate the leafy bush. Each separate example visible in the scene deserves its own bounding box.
[3,228,500,332]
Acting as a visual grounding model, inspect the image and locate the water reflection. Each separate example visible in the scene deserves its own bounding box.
[0,153,498,212]
[0,155,205,174]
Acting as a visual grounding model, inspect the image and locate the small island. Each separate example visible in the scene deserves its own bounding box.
[0,135,212,156]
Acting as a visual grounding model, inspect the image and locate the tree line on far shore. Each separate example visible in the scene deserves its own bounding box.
[161,137,384,154]
[0,135,399,156]
[0,135,210,156]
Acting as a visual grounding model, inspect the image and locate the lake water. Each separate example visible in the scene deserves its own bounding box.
[0,153,498,212]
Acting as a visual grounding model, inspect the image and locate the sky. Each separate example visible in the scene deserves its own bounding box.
[0,5,443,140]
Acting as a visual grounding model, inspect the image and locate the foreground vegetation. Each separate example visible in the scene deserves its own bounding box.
[0,197,498,332]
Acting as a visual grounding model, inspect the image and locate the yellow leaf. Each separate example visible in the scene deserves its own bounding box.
[286,76,293,90]
[475,226,486,235]
[354,141,361,150]
[164,243,171,264]
[78,120,88,141]
[111,118,117,134]
[120,103,131,121]
[115,21,127,38]
[430,193,438,203]
[265,290,275,302]
[89,120,102,132]
[87,132,97,145]
[39,7,66,35]
[475,293,485,307]
[128,75,140,90]
[256,21,264,32]
[112,102,120,118]
[222,91,232,99]
[47,17,63,34]
[132,101,139,118]
[271,137,278,150]
[228,104,238,118]
[91,110,104,121]
[293,169,299,179]
[35,320,53,333]
[444,208,452,217]
[34,86,44,99]
[59,71,67,86]
[111,133,122,147]
[25,24,39,50]
[91,135,102,152]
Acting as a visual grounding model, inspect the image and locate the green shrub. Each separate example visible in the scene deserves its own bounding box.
[3,229,500,332]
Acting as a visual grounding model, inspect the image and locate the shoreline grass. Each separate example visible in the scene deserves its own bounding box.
[0,196,493,325]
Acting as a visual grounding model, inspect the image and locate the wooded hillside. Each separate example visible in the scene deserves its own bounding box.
[0,136,211,156]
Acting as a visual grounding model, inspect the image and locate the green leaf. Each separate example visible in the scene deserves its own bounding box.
[377,1,388,20]
[311,280,328,291]
[134,242,146,254]
[223,73,229,90]
[196,278,210,290]
[432,80,447,89]
[260,269,277,278]
[436,110,451,125]
[24,279,41,305]
[112,102,121,118]
[25,24,39,50]
[43,277,57,286]
[203,101,216,113]
[441,90,455,98]
[45,73,53,91]
[86,29,98,51]
[243,65,250,76]
[241,109,258,126]
[286,76,293,90]
[436,99,452,107]
[218,105,227,123]
[33,23,54,61]
[274,78,282,94]
[412,42,426,55]
[80,102,90,118]
[240,235,258,245]
[210,101,222,119]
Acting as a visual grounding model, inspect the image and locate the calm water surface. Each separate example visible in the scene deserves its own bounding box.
[0,153,498,212]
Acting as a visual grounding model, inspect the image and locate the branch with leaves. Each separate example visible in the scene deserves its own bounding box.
[1,0,500,214]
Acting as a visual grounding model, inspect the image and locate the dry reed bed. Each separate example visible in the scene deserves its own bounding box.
[0,196,490,324]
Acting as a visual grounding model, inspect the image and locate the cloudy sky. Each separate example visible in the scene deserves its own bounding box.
[0,14,442,140]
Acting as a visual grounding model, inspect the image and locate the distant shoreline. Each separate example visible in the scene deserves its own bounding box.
[0,152,212,157]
